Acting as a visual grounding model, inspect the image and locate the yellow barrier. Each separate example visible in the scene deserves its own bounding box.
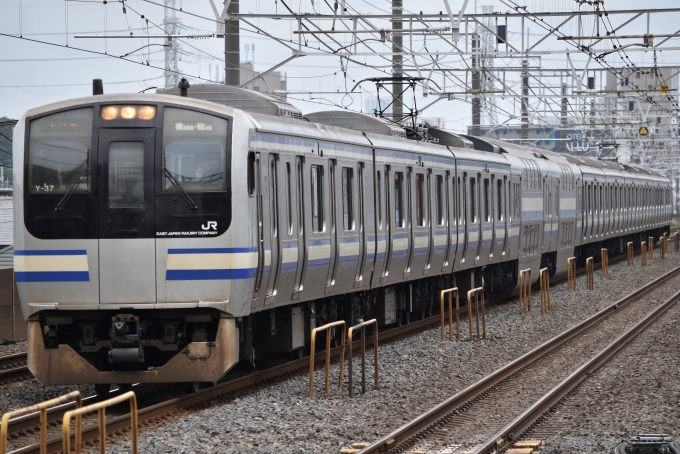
[309,320,346,398]
[641,241,647,266]
[519,268,531,314]
[649,236,654,260]
[62,390,137,454]
[539,267,550,315]
[467,288,486,341]
[601,248,609,277]
[661,237,666,260]
[1,391,82,454]
[567,257,576,291]
[627,242,634,267]
[440,287,459,341]
[347,319,378,398]
[586,257,594,290]
[664,233,669,253]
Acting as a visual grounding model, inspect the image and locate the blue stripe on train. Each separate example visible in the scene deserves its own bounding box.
[15,271,90,282]
[14,250,86,256]
[166,268,257,280]
[168,248,257,254]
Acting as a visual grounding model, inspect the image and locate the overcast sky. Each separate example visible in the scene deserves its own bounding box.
[2,0,680,132]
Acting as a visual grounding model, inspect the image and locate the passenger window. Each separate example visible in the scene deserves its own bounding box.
[435,175,444,226]
[286,162,293,234]
[342,167,354,231]
[484,179,490,222]
[311,164,324,232]
[415,173,425,227]
[108,142,144,209]
[376,171,382,230]
[162,108,228,192]
[395,172,404,228]
[28,108,93,194]
[496,179,503,222]
[470,177,477,223]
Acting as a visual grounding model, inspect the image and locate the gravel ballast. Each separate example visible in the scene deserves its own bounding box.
[80,253,680,454]
[538,287,680,454]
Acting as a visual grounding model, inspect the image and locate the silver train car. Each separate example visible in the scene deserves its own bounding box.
[13,83,672,389]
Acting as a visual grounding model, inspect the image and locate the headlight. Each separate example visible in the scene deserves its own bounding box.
[120,106,136,120]
[137,105,156,120]
[100,105,119,120]
[100,105,156,120]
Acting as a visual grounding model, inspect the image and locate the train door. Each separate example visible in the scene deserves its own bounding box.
[328,159,361,294]
[409,168,429,276]
[383,165,410,283]
[476,175,492,265]
[270,155,300,304]
[443,171,456,272]
[299,155,332,298]
[464,173,480,265]
[491,176,507,260]
[252,152,276,303]
[97,128,156,306]
[543,179,552,251]
[430,170,448,273]
[372,165,387,287]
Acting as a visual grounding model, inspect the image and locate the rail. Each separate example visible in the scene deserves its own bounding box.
[439,287,459,341]
[358,264,680,454]
[346,319,378,398]
[475,288,680,454]
[308,320,346,398]
[518,268,531,314]
[567,257,576,290]
[467,288,486,341]
[539,267,550,315]
[586,257,594,290]
[62,391,138,454]
[1,391,82,454]
[601,248,609,276]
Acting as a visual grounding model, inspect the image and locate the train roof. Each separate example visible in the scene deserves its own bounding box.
[23,92,240,120]
[304,111,406,138]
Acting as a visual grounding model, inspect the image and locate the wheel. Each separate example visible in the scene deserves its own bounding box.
[94,384,111,397]
[184,382,200,394]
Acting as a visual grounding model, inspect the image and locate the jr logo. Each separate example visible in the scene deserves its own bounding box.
[202,221,218,231]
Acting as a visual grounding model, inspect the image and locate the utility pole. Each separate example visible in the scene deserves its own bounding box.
[561,83,568,153]
[163,0,180,88]
[521,59,529,143]
[392,0,403,123]
[471,33,481,137]
[224,0,240,86]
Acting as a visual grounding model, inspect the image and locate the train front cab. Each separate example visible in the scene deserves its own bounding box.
[14,95,249,385]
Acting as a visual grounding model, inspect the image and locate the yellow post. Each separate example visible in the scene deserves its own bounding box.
[519,268,531,314]
[1,391,82,454]
[649,236,654,259]
[440,287,458,341]
[62,391,138,454]
[627,242,634,267]
[539,267,550,314]
[641,241,647,266]
[467,288,485,341]
[586,257,594,290]
[347,319,378,398]
[308,320,346,398]
[567,257,576,290]
[600,248,609,277]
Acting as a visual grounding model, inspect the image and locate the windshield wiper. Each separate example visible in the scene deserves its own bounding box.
[162,167,198,210]
[55,168,89,212]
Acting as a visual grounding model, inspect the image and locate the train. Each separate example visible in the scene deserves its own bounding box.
[13,82,672,392]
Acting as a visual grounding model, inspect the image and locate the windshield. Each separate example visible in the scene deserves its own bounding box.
[162,108,228,193]
[28,108,93,194]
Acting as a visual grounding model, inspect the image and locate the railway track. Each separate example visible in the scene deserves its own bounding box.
[0,353,29,384]
[0,249,659,453]
[359,263,680,454]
